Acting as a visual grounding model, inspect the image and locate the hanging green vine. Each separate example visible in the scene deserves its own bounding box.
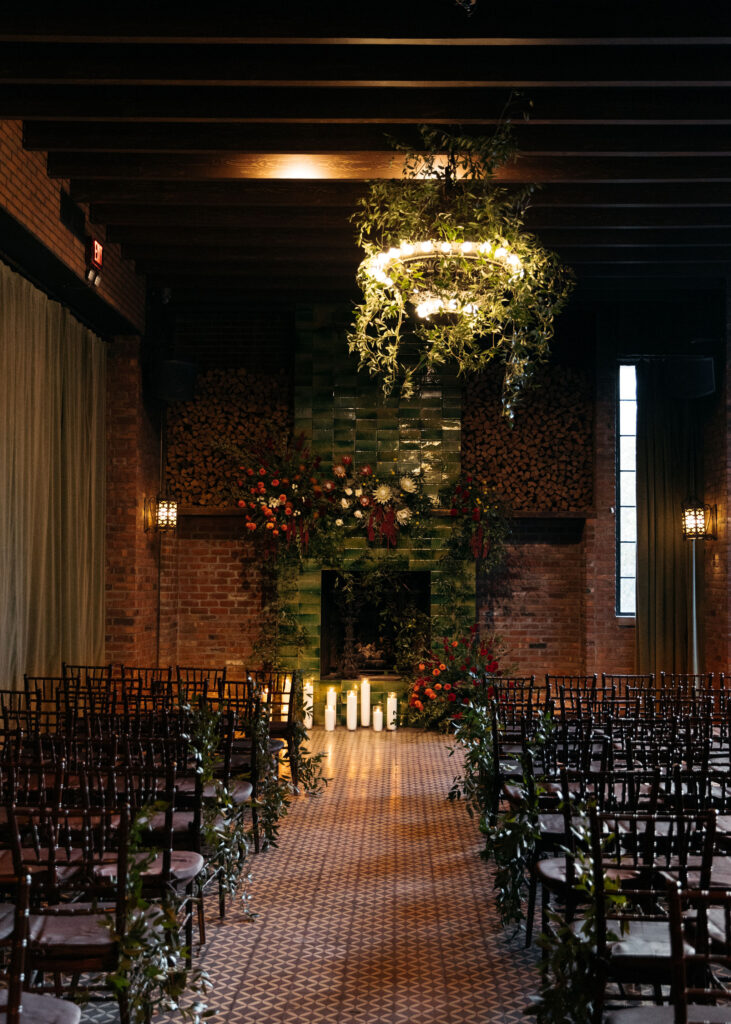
[348,125,575,418]
[178,693,253,913]
[528,806,627,1024]
[106,803,214,1024]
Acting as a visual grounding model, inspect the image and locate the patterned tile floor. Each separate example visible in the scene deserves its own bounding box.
[82,728,540,1023]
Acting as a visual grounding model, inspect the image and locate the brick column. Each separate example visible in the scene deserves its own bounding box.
[105,337,161,665]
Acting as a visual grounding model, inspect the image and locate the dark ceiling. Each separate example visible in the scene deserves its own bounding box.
[3,3,731,303]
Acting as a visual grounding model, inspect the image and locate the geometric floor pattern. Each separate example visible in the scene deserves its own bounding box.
[81,727,540,1023]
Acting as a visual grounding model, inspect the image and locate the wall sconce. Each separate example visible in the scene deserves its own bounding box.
[144,495,178,533]
[681,498,717,540]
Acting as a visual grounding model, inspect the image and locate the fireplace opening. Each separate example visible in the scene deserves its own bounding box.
[320,569,431,678]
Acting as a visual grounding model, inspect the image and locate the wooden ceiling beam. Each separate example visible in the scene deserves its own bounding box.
[6,84,731,123]
[26,121,731,156]
[76,179,731,209]
[0,3,728,41]
[118,228,731,262]
[50,152,731,182]
[4,42,731,86]
[100,207,361,232]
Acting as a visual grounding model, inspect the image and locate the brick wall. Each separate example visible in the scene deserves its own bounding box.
[0,119,145,331]
[158,516,265,670]
[105,338,161,665]
[703,293,730,673]
[483,518,586,675]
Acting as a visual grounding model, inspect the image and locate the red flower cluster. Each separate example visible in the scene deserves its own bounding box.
[232,435,333,556]
[404,627,500,729]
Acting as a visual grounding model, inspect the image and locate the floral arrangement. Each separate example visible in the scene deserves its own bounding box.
[330,456,432,547]
[440,475,511,576]
[402,625,500,731]
[230,436,434,555]
[231,435,333,558]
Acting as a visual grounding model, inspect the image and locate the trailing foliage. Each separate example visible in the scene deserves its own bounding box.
[448,695,500,830]
[286,675,330,796]
[348,125,575,418]
[178,692,253,911]
[106,803,214,1023]
[439,475,511,583]
[528,807,627,1024]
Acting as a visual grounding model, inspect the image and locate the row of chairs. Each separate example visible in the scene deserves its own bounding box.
[0,673,288,1020]
[485,687,731,1019]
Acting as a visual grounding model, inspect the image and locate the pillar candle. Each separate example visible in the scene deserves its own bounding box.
[303,679,314,730]
[324,705,336,731]
[346,689,358,730]
[372,705,383,732]
[360,677,371,727]
[386,692,398,730]
[326,687,337,710]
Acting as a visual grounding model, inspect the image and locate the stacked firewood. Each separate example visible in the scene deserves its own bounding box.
[165,367,291,506]
[461,364,593,512]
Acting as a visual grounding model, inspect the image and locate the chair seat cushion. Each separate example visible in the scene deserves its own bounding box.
[175,777,252,804]
[536,856,570,891]
[605,1006,730,1023]
[0,901,17,942]
[0,988,81,1024]
[30,911,115,956]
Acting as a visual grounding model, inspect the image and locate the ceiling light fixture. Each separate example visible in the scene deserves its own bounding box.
[348,125,574,418]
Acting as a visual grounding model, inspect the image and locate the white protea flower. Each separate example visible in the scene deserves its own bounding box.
[354,509,363,519]
[335,518,344,526]
[396,508,412,525]
[345,487,353,496]
[341,498,351,509]
[333,464,346,477]
[355,487,363,497]
[399,476,417,493]
[374,484,393,504]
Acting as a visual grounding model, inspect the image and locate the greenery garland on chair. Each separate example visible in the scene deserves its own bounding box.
[106,804,214,1024]
[348,125,575,419]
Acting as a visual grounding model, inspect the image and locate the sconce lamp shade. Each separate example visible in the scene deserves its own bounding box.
[681,498,717,540]
[144,495,178,533]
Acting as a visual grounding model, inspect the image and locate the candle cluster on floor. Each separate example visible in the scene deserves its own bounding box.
[317,678,398,732]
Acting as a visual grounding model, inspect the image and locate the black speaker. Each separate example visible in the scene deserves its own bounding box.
[663,357,715,399]
[155,360,198,402]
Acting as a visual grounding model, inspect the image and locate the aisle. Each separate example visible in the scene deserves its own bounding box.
[89,728,540,1023]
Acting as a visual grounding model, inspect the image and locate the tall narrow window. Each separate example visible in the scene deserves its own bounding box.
[617,364,637,615]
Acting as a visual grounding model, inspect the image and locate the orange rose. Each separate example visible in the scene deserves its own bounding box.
[432,668,440,677]
[439,663,446,670]
[434,683,442,691]
[418,663,426,671]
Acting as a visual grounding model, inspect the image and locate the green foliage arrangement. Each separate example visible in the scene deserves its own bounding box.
[529,807,627,1024]
[106,804,213,1024]
[178,692,255,915]
[439,473,511,582]
[348,125,575,418]
[448,695,501,830]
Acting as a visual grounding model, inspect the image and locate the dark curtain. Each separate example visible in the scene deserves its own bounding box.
[635,361,703,676]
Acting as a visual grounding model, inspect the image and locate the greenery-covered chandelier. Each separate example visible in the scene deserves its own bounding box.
[348,127,575,418]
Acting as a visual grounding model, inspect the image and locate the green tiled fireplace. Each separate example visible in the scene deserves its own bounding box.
[286,306,475,720]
